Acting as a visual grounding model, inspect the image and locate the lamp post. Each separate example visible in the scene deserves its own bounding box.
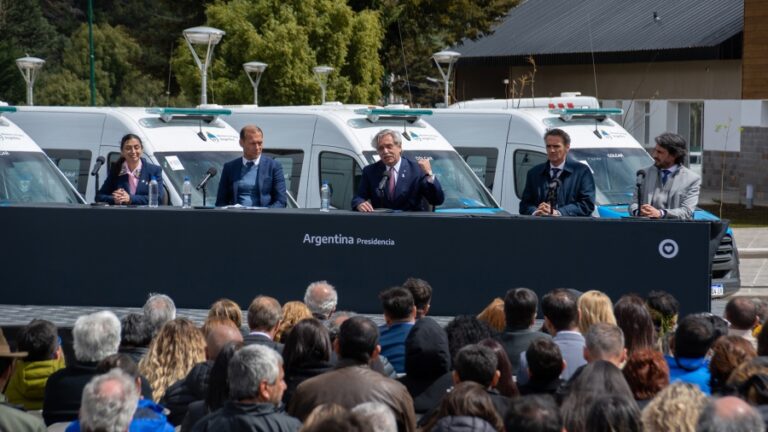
[312,66,334,104]
[182,26,225,106]
[243,61,267,106]
[16,57,45,106]
[432,50,461,107]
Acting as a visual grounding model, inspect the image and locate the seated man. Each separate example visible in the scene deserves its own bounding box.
[519,339,565,397]
[378,287,417,374]
[352,129,444,212]
[666,314,716,395]
[244,296,284,353]
[0,328,46,432]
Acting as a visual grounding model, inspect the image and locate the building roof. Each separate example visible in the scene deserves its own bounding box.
[454,0,743,59]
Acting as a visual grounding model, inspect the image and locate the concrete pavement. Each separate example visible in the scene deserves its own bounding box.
[733,227,768,294]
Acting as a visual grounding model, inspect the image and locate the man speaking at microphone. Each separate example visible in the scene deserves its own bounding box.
[215,124,287,207]
[352,129,444,212]
[519,128,595,216]
[630,132,700,220]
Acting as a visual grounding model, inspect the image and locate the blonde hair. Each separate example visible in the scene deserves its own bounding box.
[207,298,243,329]
[477,298,505,332]
[578,290,617,334]
[139,317,206,401]
[641,382,707,432]
[275,301,313,342]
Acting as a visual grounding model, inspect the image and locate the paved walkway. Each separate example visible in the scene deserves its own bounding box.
[733,228,768,288]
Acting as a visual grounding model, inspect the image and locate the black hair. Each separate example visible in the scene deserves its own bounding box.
[96,353,139,379]
[444,315,494,360]
[379,287,415,320]
[675,315,716,359]
[505,395,562,432]
[120,313,152,348]
[283,318,332,372]
[654,132,687,164]
[725,297,758,330]
[614,295,656,353]
[645,290,679,318]
[504,288,538,330]
[454,344,498,387]
[526,338,563,383]
[16,319,58,361]
[402,277,432,312]
[544,128,571,146]
[110,133,143,178]
[207,341,241,411]
[585,395,642,432]
[338,316,379,364]
[541,289,578,332]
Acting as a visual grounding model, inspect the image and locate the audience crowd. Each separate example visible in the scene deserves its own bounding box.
[2,283,768,432]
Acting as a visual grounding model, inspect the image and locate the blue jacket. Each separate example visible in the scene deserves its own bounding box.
[666,355,711,395]
[96,158,164,205]
[215,157,286,208]
[379,322,415,374]
[351,157,444,211]
[66,399,174,432]
[519,157,595,216]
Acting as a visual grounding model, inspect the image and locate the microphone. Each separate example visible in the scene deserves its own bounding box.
[378,170,390,194]
[90,156,105,176]
[636,169,646,187]
[196,167,218,191]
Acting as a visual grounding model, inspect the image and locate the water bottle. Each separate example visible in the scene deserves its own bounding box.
[320,181,330,212]
[182,176,192,208]
[148,176,159,208]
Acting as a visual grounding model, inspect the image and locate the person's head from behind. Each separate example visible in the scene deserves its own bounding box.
[477,298,505,332]
[96,353,142,396]
[431,381,503,431]
[444,316,493,364]
[653,132,687,168]
[585,394,641,432]
[541,289,578,333]
[569,360,633,398]
[207,298,243,329]
[351,402,397,432]
[726,357,768,405]
[304,280,338,320]
[204,320,244,361]
[697,396,764,432]
[504,395,562,432]
[641,382,707,432]
[673,314,716,359]
[247,296,282,336]
[17,319,60,362]
[142,293,176,337]
[79,369,139,432]
[327,311,355,344]
[646,290,679,335]
[120,313,152,349]
[452,344,499,388]
[543,128,571,166]
[303,410,371,432]
[302,404,348,430]
[337,316,379,365]
[479,338,518,398]
[276,301,312,342]
[584,322,627,367]
[228,344,285,406]
[614,294,656,353]
[206,341,242,411]
[621,348,669,401]
[709,335,756,393]
[503,288,538,331]
[283,318,332,373]
[725,296,759,331]
[525,338,564,383]
[402,277,432,319]
[577,290,616,334]
[73,311,121,363]
[379,287,416,325]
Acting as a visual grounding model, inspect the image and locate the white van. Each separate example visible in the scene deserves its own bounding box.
[223,105,501,213]
[0,106,85,205]
[7,107,244,206]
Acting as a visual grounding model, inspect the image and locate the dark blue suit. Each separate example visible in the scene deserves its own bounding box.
[351,157,444,211]
[96,158,164,205]
[215,157,286,208]
[519,157,595,216]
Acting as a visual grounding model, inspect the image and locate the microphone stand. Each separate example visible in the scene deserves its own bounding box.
[92,171,100,203]
[201,184,208,208]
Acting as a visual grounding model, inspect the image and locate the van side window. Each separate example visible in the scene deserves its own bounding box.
[43,149,91,195]
[514,150,547,198]
[319,152,362,210]
[107,152,122,169]
[454,147,497,191]
[262,150,304,200]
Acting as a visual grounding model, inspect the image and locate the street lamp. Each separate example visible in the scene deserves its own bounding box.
[432,50,461,107]
[183,26,225,106]
[243,61,267,106]
[16,57,45,106]
[313,66,334,104]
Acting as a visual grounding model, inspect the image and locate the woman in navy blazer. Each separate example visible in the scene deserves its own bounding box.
[96,134,164,205]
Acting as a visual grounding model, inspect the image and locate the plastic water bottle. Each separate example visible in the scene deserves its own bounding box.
[182,176,192,208]
[320,181,330,212]
[148,176,159,208]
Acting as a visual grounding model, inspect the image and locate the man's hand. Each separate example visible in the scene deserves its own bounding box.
[356,201,374,212]
[417,159,433,176]
[639,204,662,218]
[533,202,551,216]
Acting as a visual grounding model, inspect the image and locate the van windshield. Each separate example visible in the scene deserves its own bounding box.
[363,150,498,209]
[569,147,654,206]
[0,151,83,204]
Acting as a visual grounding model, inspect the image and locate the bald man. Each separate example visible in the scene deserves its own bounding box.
[697,396,764,431]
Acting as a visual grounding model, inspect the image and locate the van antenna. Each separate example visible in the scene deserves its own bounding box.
[197,119,207,141]
[587,12,599,100]
[396,19,413,105]
[402,119,411,141]
[593,119,602,139]
[166,43,174,107]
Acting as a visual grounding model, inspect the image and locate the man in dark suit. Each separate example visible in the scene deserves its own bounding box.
[519,128,595,216]
[351,129,444,212]
[215,125,287,208]
[243,296,283,354]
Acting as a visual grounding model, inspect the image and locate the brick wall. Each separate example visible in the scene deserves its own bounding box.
[703,126,768,201]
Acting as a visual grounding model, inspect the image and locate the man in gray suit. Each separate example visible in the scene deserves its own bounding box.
[630,132,701,220]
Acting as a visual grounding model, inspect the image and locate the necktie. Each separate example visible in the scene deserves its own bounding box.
[661,169,671,186]
[550,168,561,179]
[388,166,396,199]
[246,161,255,169]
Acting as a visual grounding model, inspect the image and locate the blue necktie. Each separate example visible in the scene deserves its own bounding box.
[661,169,671,186]
[246,161,255,169]
[550,168,561,180]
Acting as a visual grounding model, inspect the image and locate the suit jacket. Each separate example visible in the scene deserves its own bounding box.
[243,333,284,354]
[629,164,701,220]
[517,330,586,385]
[519,157,595,216]
[96,158,164,205]
[215,157,287,208]
[351,157,444,211]
[497,328,552,376]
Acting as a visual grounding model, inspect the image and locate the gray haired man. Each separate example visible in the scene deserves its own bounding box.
[304,281,338,321]
[79,369,139,432]
[143,293,176,336]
